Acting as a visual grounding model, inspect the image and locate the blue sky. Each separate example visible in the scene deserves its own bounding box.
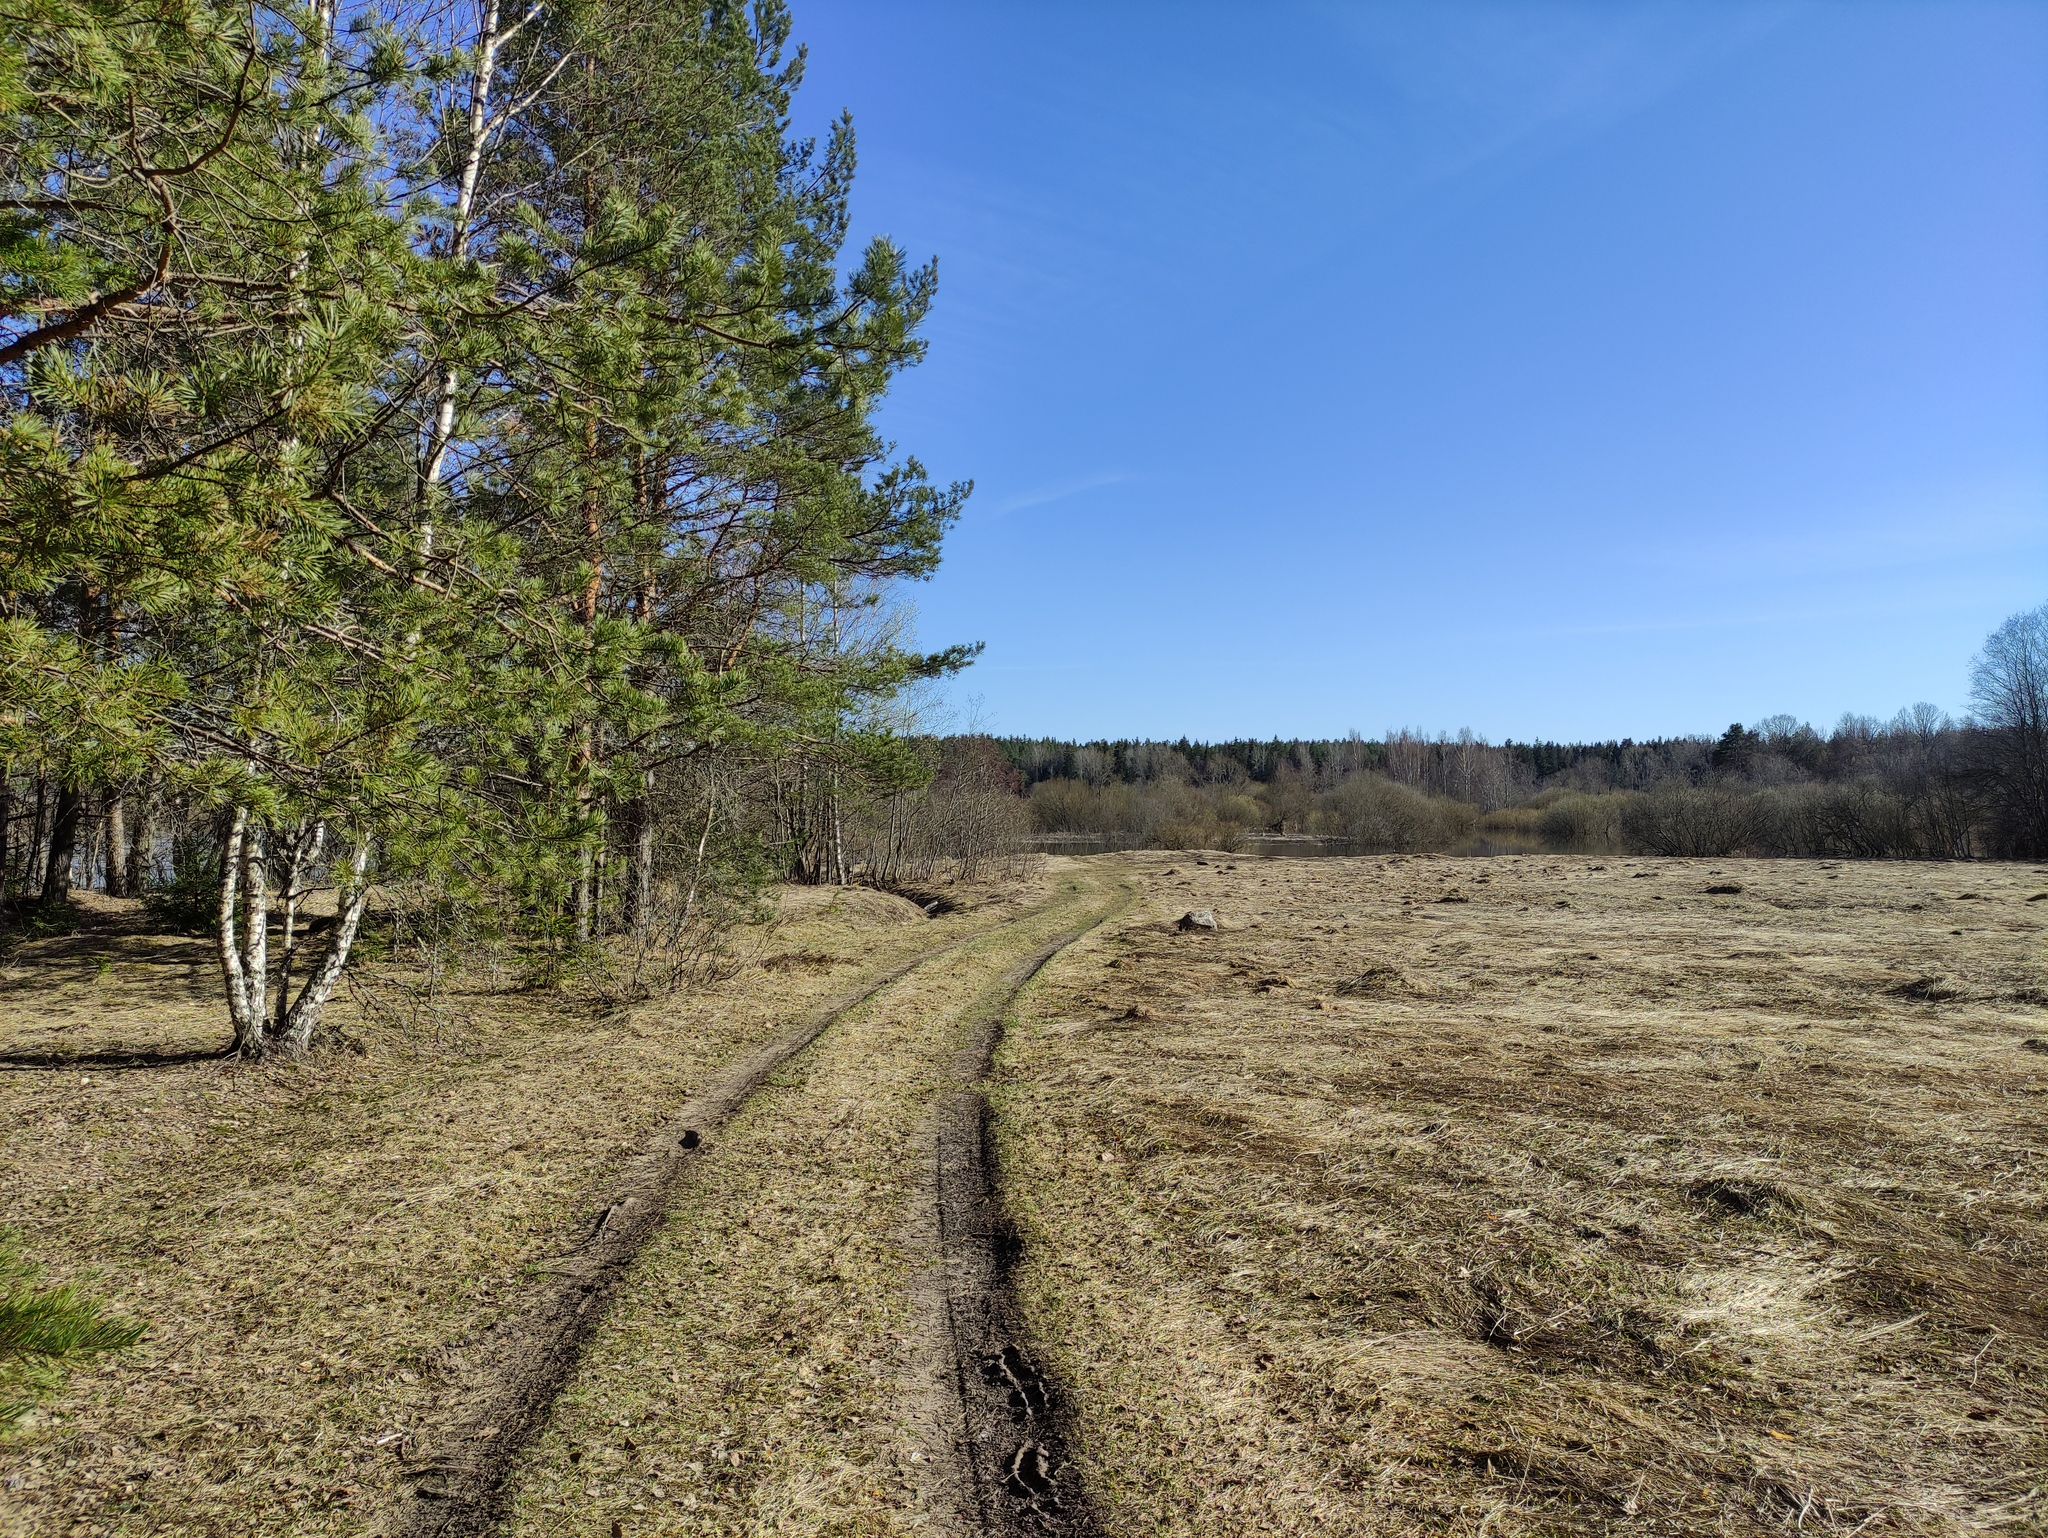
[793,1,2048,743]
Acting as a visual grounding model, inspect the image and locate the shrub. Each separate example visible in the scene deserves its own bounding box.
[1028,778,1150,842]
[1755,781,1913,858]
[140,824,222,934]
[1620,786,1758,857]
[1318,774,1474,852]
[1538,792,1631,852]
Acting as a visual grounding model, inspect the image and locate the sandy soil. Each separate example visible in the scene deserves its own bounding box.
[995,853,2048,1536]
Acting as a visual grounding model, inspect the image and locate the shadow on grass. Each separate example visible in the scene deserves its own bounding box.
[0,1043,234,1072]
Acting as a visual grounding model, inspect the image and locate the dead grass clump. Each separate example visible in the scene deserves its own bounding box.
[1687,1176,1799,1218]
[758,950,845,973]
[771,884,931,927]
[1461,1266,1671,1373]
[1334,964,1403,995]
[1891,975,1965,1002]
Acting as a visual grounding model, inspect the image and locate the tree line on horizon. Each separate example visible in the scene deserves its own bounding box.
[0,0,978,1054]
[990,604,2048,861]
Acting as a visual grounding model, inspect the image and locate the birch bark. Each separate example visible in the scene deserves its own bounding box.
[280,841,371,1054]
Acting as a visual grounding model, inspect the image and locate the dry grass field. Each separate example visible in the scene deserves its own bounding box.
[0,875,1061,1537]
[997,853,2048,1536]
[2,854,2043,1538]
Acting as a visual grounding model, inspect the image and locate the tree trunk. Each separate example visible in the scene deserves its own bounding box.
[573,841,593,944]
[125,789,151,895]
[26,776,48,895]
[242,823,269,1019]
[279,841,371,1055]
[624,776,655,938]
[79,795,103,893]
[419,0,505,498]
[677,794,715,932]
[39,783,83,905]
[0,774,11,910]
[217,808,266,1057]
[104,794,128,897]
[273,821,325,1037]
[829,773,847,886]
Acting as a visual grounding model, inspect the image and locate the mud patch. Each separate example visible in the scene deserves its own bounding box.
[925,930,1109,1537]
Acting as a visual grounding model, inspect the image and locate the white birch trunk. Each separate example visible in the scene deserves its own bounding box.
[242,823,268,1019]
[280,841,371,1055]
[628,788,655,939]
[420,0,506,498]
[217,808,265,1057]
[273,820,325,1036]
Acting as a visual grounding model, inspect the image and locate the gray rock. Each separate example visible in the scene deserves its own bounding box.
[1177,909,1217,932]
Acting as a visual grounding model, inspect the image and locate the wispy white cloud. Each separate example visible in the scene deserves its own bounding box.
[1309,1,1803,192]
[982,470,1134,520]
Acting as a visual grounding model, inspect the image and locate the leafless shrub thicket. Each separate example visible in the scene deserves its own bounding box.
[1536,792,1632,851]
[1312,774,1475,852]
[850,737,1035,886]
[1619,786,1761,858]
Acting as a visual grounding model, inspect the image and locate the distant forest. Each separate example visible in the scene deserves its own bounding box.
[973,606,2048,861]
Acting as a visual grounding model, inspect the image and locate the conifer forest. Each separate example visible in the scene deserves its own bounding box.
[2,0,975,1053]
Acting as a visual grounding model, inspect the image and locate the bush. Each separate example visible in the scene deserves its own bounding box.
[1754,781,1913,858]
[1538,792,1631,852]
[140,825,222,934]
[1317,774,1474,852]
[1620,786,1758,857]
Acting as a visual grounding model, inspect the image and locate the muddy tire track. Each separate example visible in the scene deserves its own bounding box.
[921,924,1114,1538]
[388,924,1018,1537]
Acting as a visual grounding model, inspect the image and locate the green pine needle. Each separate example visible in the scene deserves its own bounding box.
[0,1233,145,1427]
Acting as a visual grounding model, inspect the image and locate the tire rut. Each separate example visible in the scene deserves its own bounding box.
[388,920,1024,1537]
[921,919,1117,1538]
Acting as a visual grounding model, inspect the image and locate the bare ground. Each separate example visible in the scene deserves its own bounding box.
[993,853,2048,1536]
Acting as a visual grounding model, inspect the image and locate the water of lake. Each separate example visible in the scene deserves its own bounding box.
[1026,833,1552,859]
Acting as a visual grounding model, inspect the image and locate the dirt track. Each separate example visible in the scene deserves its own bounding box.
[0,872,1115,1537]
[489,866,1130,1537]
